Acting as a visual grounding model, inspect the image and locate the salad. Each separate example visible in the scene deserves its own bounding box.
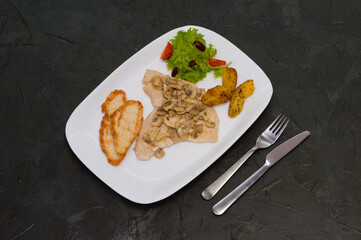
[160,28,230,83]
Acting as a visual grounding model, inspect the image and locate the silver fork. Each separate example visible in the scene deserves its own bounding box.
[201,113,289,200]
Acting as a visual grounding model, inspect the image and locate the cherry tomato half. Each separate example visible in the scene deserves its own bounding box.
[160,42,173,60]
[208,58,226,67]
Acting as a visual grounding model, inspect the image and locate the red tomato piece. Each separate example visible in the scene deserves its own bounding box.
[208,58,226,67]
[160,42,173,59]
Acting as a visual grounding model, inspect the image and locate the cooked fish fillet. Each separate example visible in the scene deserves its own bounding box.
[111,100,143,158]
[99,115,124,165]
[134,70,219,160]
[101,90,127,116]
[134,109,177,160]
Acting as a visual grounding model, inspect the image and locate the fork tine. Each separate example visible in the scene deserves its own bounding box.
[272,116,287,133]
[267,113,283,131]
[271,115,287,132]
[275,118,289,135]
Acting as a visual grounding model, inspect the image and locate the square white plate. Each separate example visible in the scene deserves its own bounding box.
[65,25,273,204]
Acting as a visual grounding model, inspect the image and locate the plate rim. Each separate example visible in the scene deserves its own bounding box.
[65,25,273,204]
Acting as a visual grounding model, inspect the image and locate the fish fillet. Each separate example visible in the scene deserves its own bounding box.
[134,70,219,160]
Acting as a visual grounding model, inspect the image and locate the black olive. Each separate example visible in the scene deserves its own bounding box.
[193,41,206,51]
[189,60,196,67]
[171,67,178,77]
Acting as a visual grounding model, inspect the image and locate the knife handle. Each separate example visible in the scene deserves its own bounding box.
[201,147,257,200]
[212,163,270,215]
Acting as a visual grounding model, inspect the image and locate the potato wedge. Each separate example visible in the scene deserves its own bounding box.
[228,85,245,118]
[222,67,237,91]
[239,79,255,98]
[201,85,233,106]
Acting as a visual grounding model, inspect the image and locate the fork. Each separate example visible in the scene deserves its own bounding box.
[201,113,289,200]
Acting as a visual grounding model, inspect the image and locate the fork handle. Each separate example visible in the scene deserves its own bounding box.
[201,146,258,200]
[212,163,270,215]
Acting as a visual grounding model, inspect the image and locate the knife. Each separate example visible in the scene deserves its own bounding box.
[212,131,310,216]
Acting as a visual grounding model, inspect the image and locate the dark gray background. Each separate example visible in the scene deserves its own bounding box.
[1,0,360,239]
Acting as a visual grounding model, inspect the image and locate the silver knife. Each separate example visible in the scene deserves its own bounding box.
[212,131,310,216]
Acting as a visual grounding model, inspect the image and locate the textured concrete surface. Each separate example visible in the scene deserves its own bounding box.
[1,0,361,239]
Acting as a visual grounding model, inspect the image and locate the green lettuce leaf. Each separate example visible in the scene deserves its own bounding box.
[165,28,219,83]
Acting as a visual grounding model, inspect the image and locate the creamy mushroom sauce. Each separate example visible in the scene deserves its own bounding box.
[142,75,216,158]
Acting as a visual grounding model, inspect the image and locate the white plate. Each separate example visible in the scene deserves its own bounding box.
[65,25,273,204]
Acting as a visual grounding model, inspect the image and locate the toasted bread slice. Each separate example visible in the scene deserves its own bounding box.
[111,100,143,159]
[99,115,124,165]
[99,90,127,165]
[101,90,127,116]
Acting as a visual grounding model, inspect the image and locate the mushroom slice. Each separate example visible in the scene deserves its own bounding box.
[177,124,189,139]
[169,128,183,143]
[142,132,152,144]
[199,110,210,121]
[196,88,205,100]
[169,84,183,90]
[189,105,206,116]
[164,90,172,99]
[152,115,164,127]
[163,100,174,111]
[172,94,179,101]
[164,114,180,128]
[205,121,216,128]
[178,92,186,100]
[177,79,185,87]
[156,132,170,141]
[183,98,199,105]
[175,118,187,129]
[173,92,185,104]
[147,127,160,141]
[170,78,179,85]
[163,84,169,94]
[157,108,167,116]
[174,104,185,113]
[168,110,177,117]
[176,98,184,108]
[151,75,163,89]
[188,127,198,138]
[162,75,170,85]
[187,121,197,138]
[193,115,200,121]
[185,86,196,99]
[154,148,165,158]
[178,110,187,115]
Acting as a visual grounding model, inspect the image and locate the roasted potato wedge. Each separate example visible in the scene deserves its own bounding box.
[201,85,233,106]
[228,85,245,118]
[239,80,255,98]
[222,67,237,91]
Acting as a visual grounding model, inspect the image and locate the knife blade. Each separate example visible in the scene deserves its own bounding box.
[212,131,310,215]
[266,131,310,165]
